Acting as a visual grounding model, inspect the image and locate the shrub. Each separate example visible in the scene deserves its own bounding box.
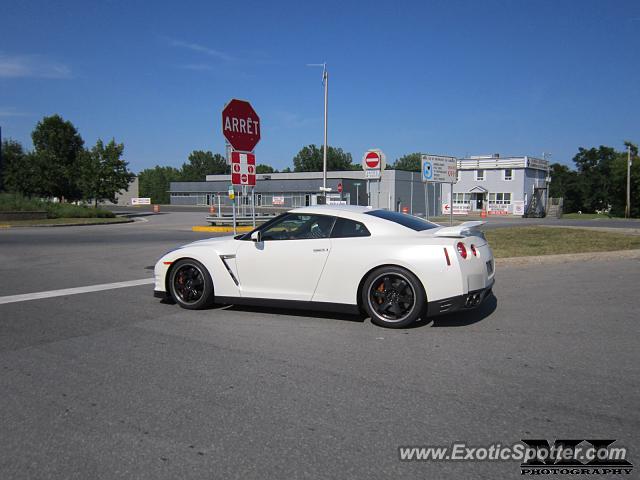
[0,193,115,218]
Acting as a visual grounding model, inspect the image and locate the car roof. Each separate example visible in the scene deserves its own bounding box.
[289,205,376,217]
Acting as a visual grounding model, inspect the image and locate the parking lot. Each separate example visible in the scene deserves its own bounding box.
[1,213,638,479]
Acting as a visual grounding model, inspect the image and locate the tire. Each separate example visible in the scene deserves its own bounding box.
[361,266,426,328]
[168,259,214,310]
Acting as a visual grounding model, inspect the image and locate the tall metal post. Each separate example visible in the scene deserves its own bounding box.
[322,66,328,197]
[232,196,237,235]
[450,183,454,226]
[0,125,3,192]
[410,172,414,214]
[424,182,429,220]
[251,186,256,227]
[355,183,360,205]
[626,145,632,219]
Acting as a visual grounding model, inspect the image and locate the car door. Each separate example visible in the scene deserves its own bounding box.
[234,213,336,301]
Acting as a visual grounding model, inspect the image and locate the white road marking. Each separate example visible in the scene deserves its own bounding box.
[0,278,155,305]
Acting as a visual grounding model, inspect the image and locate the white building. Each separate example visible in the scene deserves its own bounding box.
[451,154,549,216]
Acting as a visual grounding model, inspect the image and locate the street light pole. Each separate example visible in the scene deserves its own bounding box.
[307,62,329,202]
[626,144,632,219]
[322,65,328,195]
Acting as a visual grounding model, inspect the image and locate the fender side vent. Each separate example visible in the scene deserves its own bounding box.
[219,255,239,286]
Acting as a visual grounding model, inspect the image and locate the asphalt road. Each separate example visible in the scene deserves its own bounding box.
[0,213,638,479]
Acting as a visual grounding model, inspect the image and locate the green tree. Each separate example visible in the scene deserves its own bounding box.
[1,139,29,194]
[572,146,617,212]
[79,139,135,206]
[180,150,227,180]
[256,164,275,174]
[392,153,421,171]
[31,114,85,201]
[292,145,355,172]
[548,162,583,214]
[138,166,181,204]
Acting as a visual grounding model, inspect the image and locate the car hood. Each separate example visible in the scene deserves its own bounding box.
[181,235,237,249]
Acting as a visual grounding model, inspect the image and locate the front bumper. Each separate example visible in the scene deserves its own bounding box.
[426,279,494,317]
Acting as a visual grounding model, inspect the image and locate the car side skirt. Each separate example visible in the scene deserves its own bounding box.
[214,296,362,315]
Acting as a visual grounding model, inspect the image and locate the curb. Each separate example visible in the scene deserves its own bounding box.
[0,218,133,228]
[192,225,254,233]
[497,249,640,267]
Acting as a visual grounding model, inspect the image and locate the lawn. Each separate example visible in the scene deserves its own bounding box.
[485,226,640,258]
[560,213,623,220]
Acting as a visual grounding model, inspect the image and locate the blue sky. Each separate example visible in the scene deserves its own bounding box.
[1,0,639,172]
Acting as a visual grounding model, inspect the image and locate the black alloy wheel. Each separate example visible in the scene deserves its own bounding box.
[169,259,214,309]
[362,266,425,328]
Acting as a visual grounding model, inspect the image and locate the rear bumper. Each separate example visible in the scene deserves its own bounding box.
[426,279,494,317]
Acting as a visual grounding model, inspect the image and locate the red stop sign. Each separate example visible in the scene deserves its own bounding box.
[337,182,343,193]
[365,151,380,168]
[222,99,261,152]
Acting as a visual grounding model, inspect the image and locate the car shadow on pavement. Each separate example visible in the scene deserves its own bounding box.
[220,304,366,323]
[419,293,498,328]
[212,294,497,329]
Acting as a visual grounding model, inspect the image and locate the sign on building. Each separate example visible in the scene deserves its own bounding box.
[131,197,151,205]
[513,200,525,216]
[421,154,457,183]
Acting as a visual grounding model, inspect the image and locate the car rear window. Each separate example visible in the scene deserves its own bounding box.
[330,218,371,238]
[364,209,438,231]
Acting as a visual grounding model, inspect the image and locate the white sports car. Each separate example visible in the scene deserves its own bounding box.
[154,206,495,328]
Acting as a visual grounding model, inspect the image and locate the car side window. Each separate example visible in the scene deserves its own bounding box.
[261,214,336,241]
[330,218,371,238]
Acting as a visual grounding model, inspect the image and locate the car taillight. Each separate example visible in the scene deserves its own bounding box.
[456,242,467,259]
[470,244,477,257]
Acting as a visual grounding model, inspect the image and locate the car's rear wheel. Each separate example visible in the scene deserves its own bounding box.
[362,266,425,328]
[169,259,214,309]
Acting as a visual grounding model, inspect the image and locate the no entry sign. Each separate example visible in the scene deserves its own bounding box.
[231,151,256,186]
[362,149,386,179]
[222,99,260,152]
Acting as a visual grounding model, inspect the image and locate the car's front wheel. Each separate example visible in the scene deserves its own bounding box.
[169,259,214,309]
[362,266,425,328]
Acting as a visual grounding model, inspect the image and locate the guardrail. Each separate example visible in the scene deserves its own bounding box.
[205,214,277,226]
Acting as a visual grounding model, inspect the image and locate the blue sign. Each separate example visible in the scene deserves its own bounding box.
[423,161,433,180]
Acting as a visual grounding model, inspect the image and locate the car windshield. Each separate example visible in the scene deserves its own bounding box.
[236,213,288,240]
[364,209,438,231]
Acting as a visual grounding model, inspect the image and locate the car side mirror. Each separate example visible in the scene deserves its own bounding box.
[251,230,262,242]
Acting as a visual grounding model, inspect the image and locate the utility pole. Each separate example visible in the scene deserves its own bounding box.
[323,65,328,195]
[0,125,3,192]
[626,144,632,219]
[307,62,329,202]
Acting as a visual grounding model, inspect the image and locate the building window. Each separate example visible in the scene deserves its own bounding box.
[475,170,485,181]
[453,193,471,204]
[488,193,512,205]
[457,170,461,181]
[503,169,513,181]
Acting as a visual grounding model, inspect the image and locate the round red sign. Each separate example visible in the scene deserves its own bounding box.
[337,182,343,193]
[365,151,380,168]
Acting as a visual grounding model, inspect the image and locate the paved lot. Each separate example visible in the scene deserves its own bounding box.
[0,213,638,479]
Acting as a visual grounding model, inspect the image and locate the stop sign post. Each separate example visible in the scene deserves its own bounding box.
[362,149,385,208]
[222,98,261,232]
